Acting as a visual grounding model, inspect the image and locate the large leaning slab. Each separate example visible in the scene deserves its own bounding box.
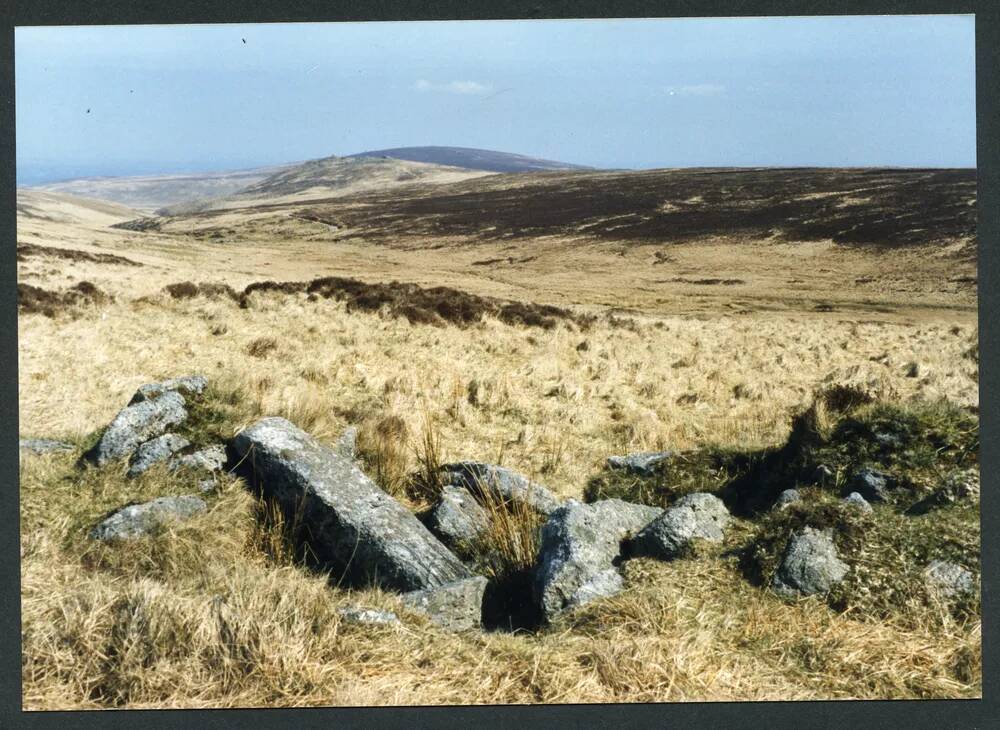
[82,391,188,467]
[534,498,662,622]
[441,461,561,516]
[90,495,207,541]
[129,375,208,405]
[231,417,472,592]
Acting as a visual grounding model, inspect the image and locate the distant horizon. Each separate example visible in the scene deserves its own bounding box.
[17,16,976,184]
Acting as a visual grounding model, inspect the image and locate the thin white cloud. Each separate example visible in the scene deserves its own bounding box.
[664,84,726,97]
[413,79,493,95]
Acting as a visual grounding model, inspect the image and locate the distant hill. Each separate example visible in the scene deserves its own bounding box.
[346,146,592,173]
[33,165,294,213]
[17,189,143,228]
[158,155,493,215]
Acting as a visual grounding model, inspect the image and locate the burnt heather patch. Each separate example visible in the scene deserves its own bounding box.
[17,243,142,267]
[160,276,593,330]
[18,282,112,317]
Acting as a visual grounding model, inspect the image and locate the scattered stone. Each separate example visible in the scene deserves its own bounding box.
[441,462,561,516]
[772,527,849,597]
[630,492,730,559]
[606,451,673,477]
[534,498,662,621]
[401,576,489,631]
[924,559,976,599]
[232,417,472,592]
[19,438,73,455]
[425,484,491,549]
[126,433,191,477]
[337,606,401,626]
[842,491,873,513]
[908,469,980,515]
[82,391,188,467]
[197,478,218,493]
[169,444,227,473]
[90,495,207,541]
[775,489,802,509]
[335,426,358,460]
[128,375,208,405]
[846,466,895,503]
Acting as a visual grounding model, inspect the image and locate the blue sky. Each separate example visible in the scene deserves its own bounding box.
[15,15,976,184]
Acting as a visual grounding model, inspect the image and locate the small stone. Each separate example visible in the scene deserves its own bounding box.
[772,527,849,597]
[337,606,401,626]
[842,492,874,513]
[334,426,358,460]
[630,492,730,559]
[128,375,208,405]
[169,444,227,473]
[924,560,976,599]
[126,433,191,477]
[846,467,895,503]
[775,489,802,508]
[401,576,488,631]
[90,495,207,541]
[19,438,73,455]
[606,451,673,477]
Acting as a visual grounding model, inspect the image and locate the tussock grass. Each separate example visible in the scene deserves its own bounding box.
[18,279,981,706]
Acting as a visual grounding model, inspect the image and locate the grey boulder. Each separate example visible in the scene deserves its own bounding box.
[630,492,730,559]
[441,461,561,515]
[425,484,491,549]
[401,575,489,631]
[90,495,207,541]
[82,391,188,467]
[19,438,74,455]
[534,498,662,622]
[846,467,895,502]
[126,433,191,477]
[606,451,673,477]
[772,527,849,597]
[231,417,471,592]
[924,560,976,600]
[129,375,208,405]
[842,491,874,513]
[775,489,802,509]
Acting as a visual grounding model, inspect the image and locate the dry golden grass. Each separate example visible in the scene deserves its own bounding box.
[16,190,980,708]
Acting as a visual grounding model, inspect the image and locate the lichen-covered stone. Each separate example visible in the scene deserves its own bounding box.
[846,467,895,502]
[842,491,873,513]
[401,576,488,631]
[231,417,471,592]
[90,495,207,541]
[337,606,401,626]
[128,375,208,405]
[335,426,358,460]
[82,391,188,466]
[169,444,227,473]
[630,492,730,559]
[441,461,561,515]
[772,527,849,597]
[19,438,73,455]
[534,498,661,621]
[775,489,802,509]
[924,560,976,599]
[606,451,673,476]
[126,433,191,477]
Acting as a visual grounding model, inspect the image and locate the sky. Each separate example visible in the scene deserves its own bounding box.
[15,15,977,184]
